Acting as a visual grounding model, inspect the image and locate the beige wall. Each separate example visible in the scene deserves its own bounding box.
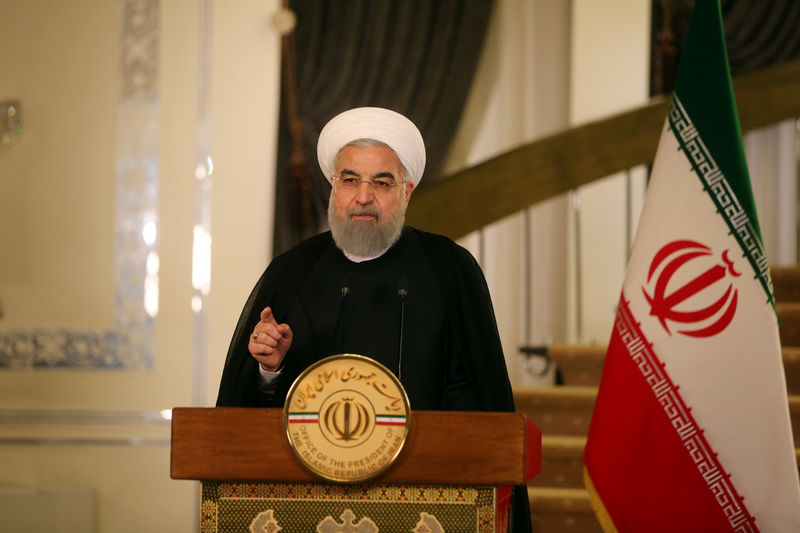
[446,0,651,379]
[0,0,117,329]
[445,0,573,387]
[568,0,651,345]
[206,0,283,405]
[0,0,281,531]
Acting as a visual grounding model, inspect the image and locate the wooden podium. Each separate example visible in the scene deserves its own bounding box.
[171,408,541,532]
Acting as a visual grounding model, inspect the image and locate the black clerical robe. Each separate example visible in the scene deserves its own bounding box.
[217,226,516,411]
[216,226,531,531]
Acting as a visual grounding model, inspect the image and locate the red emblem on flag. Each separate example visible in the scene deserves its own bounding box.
[642,239,740,338]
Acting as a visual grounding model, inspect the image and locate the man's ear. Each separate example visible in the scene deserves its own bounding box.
[404,181,415,206]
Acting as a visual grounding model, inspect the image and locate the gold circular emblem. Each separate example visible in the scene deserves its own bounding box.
[283,354,411,483]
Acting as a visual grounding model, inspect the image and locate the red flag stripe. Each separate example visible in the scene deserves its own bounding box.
[584,294,757,532]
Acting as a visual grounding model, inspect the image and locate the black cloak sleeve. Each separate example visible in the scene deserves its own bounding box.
[215,232,331,407]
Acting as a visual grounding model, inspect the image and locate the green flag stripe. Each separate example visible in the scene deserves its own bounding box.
[668,95,774,307]
[673,0,761,240]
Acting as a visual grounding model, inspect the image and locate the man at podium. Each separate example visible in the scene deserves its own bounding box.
[215,107,531,531]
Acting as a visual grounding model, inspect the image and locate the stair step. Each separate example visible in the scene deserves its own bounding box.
[528,487,602,533]
[515,386,597,437]
[548,344,800,395]
[515,387,800,448]
[548,345,605,387]
[792,396,800,448]
[778,303,800,346]
[786,347,800,394]
[772,266,800,302]
[533,436,586,489]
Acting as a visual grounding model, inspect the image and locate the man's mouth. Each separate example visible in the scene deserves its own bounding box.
[348,209,380,222]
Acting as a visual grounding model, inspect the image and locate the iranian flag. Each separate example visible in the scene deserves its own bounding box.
[583,1,800,531]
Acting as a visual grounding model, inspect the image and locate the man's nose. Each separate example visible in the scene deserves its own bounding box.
[355,182,375,203]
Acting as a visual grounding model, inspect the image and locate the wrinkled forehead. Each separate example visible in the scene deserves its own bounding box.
[333,139,407,180]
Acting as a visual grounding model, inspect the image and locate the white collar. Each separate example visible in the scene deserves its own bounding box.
[341,246,390,263]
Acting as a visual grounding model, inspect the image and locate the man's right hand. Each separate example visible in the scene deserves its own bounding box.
[249,307,293,372]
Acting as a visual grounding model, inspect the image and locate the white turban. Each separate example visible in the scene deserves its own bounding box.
[317,107,426,187]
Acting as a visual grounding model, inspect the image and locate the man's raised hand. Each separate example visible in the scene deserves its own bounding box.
[249,307,293,372]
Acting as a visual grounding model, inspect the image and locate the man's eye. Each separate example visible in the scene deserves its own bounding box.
[343,177,360,185]
[375,179,394,188]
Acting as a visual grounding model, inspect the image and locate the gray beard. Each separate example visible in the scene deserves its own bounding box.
[328,196,406,258]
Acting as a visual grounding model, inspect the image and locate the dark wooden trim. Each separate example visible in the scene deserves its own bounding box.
[406,59,800,239]
[170,407,541,485]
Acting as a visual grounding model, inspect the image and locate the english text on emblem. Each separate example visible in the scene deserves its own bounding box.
[283,354,411,483]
